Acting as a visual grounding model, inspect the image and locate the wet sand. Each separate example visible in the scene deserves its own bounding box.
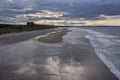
[37,28,68,43]
[0,28,118,80]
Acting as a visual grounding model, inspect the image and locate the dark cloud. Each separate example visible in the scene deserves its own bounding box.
[68,3,120,20]
[0,0,120,23]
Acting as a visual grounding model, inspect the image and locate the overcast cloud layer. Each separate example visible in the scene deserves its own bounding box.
[0,0,120,26]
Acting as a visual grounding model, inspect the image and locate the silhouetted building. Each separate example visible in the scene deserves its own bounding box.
[27,22,35,27]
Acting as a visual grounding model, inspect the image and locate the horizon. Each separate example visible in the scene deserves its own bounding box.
[0,0,120,26]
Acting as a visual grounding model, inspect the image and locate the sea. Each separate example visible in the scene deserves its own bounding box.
[67,26,120,79]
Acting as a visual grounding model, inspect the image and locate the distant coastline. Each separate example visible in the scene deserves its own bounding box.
[0,22,60,35]
[0,23,120,35]
[65,25,120,27]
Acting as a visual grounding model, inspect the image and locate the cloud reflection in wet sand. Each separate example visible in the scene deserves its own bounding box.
[45,57,85,80]
[14,55,85,80]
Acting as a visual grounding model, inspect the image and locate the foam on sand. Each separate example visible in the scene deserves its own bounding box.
[68,28,120,80]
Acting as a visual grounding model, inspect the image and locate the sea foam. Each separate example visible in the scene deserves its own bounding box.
[68,28,120,80]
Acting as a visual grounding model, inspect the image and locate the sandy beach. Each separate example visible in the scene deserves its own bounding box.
[0,28,54,44]
[0,28,118,80]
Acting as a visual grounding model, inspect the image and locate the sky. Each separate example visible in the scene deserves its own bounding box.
[0,0,120,26]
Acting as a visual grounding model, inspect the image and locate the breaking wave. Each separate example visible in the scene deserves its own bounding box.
[68,27,120,80]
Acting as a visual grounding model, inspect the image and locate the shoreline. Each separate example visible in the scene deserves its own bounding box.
[62,29,119,80]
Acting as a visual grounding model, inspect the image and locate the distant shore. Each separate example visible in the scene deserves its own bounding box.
[0,24,60,35]
[1,24,120,35]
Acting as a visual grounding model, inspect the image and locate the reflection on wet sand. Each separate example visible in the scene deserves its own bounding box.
[0,39,85,80]
[14,53,85,80]
[45,57,84,80]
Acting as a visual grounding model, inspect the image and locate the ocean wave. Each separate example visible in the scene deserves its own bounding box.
[68,27,120,80]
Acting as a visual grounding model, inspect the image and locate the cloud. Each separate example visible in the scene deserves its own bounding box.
[34,19,86,26]
[8,0,13,2]
[16,10,68,21]
[85,19,120,26]
[34,14,120,26]
[25,10,67,18]
[0,0,120,26]
[98,14,120,20]
[0,10,68,24]
[8,8,33,12]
